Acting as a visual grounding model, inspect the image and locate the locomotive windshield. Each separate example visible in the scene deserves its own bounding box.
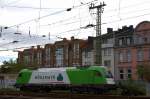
[106,71,113,78]
[18,73,22,78]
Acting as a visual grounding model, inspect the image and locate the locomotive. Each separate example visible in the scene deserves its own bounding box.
[15,66,115,93]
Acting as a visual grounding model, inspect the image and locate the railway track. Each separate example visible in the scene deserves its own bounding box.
[0,91,149,99]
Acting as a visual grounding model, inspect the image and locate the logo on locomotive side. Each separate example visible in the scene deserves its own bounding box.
[35,74,55,80]
[57,73,63,81]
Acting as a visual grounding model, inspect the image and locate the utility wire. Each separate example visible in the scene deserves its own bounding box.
[6,0,98,29]
[1,5,67,10]
[2,11,150,47]
[5,0,21,6]
[8,9,66,28]
[49,12,150,35]
[1,10,150,52]
[105,0,150,13]
[1,0,150,50]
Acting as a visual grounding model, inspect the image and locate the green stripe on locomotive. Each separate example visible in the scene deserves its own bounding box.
[16,69,32,84]
[66,66,107,85]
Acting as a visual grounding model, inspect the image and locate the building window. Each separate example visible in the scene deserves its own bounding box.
[56,48,63,67]
[31,54,34,64]
[65,47,68,60]
[119,52,124,62]
[119,69,124,79]
[37,52,42,64]
[104,60,111,67]
[138,37,143,44]
[137,48,143,61]
[82,50,93,66]
[149,49,150,59]
[45,48,51,64]
[103,48,111,56]
[104,49,107,56]
[127,50,131,62]
[119,38,123,46]
[24,55,30,64]
[134,35,144,44]
[127,68,132,79]
[144,37,148,43]
[126,37,131,45]
[73,43,79,59]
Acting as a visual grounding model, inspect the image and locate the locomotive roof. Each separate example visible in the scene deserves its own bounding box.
[37,67,76,72]
[36,66,106,72]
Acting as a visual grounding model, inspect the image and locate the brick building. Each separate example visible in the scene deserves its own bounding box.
[18,37,88,67]
[17,21,150,81]
[115,21,150,80]
[114,25,134,80]
[53,38,70,67]
[18,46,36,67]
[70,37,86,66]
[44,44,54,67]
[82,36,95,66]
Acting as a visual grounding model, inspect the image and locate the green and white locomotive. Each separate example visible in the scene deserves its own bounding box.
[15,66,115,93]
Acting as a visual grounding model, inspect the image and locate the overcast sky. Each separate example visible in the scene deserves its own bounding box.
[0,0,150,64]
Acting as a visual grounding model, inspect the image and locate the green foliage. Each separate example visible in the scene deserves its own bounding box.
[118,80,146,96]
[0,59,26,73]
[137,64,150,82]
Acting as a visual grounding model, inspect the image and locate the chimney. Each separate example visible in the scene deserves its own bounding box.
[122,25,128,30]
[31,46,34,49]
[107,28,113,33]
[37,45,40,49]
[71,36,74,40]
[63,38,67,41]
[129,25,133,29]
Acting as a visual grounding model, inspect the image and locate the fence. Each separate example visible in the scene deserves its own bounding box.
[0,79,16,89]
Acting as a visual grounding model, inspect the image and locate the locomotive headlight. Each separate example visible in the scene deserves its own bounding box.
[106,78,115,84]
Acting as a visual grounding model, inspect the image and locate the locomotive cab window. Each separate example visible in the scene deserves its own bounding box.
[94,71,102,77]
[106,71,113,78]
[18,73,22,78]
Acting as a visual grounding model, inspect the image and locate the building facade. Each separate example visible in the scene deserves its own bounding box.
[101,28,115,77]
[115,21,150,80]
[17,21,150,81]
[82,37,95,66]
[44,44,54,67]
[53,38,70,67]
[114,25,134,80]
[18,37,88,67]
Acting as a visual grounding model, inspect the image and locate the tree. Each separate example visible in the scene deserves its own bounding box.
[0,59,26,73]
[137,63,150,82]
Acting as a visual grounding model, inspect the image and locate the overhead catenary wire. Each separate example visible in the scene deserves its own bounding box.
[1,10,150,52]
[1,10,150,47]
[49,11,150,36]
[102,12,150,25]
[0,0,149,12]
[5,0,98,29]
[2,0,149,32]
[104,0,150,13]
[5,0,21,6]
[1,5,68,10]
[1,0,150,60]
[1,0,150,50]
[2,6,148,34]
[41,5,150,28]
[38,3,150,30]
